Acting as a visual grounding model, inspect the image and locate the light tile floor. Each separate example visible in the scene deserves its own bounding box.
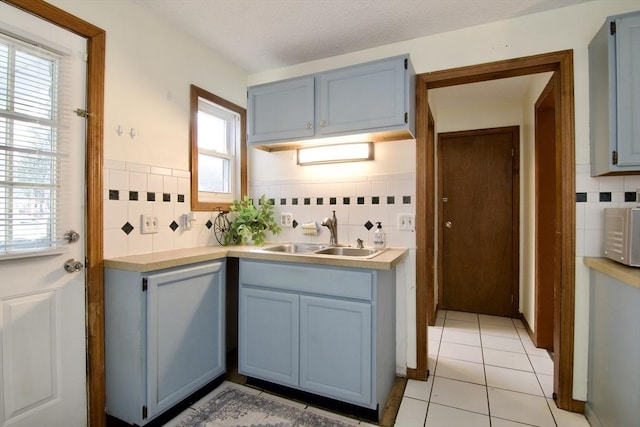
[395,310,591,427]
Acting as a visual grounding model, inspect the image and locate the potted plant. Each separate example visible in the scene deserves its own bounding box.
[224,195,281,246]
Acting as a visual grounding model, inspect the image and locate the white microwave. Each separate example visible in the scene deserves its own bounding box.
[604,208,640,267]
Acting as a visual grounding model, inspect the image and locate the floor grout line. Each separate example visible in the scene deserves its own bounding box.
[476,312,493,426]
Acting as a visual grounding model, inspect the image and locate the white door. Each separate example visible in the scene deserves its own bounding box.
[0,4,87,427]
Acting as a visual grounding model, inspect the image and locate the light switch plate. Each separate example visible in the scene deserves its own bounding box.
[398,214,415,231]
[281,213,293,228]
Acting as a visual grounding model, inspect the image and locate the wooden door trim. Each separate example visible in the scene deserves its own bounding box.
[2,1,106,425]
[415,50,579,412]
[437,126,520,317]
[534,75,558,349]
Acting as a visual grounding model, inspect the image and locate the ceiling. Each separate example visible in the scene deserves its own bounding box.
[428,73,553,112]
[130,0,593,74]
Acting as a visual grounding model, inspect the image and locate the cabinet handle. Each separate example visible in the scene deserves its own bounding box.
[305,122,313,129]
[320,120,327,128]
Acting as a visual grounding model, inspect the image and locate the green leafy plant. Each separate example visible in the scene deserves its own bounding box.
[223,195,281,246]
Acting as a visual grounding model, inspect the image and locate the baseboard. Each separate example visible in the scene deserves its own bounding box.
[571,399,585,414]
[585,402,603,427]
[519,312,535,342]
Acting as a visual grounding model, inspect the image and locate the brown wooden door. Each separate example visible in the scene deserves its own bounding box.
[439,127,519,316]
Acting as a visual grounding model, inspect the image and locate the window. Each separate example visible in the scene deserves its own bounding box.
[0,32,70,258]
[190,85,246,211]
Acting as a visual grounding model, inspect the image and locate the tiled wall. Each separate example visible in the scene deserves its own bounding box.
[575,164,640,258]
[103,159,220,259]
[249,172,417,249]
[103,160,416,258]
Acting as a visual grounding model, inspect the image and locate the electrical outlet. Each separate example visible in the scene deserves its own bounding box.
[141,214,159,234]
[281,213,293,228]
[397,214,415,231]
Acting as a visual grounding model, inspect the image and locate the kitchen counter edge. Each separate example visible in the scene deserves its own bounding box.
[103,245,409,273]
[584,257,640,289]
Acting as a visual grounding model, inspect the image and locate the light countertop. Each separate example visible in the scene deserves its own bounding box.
[584,257,640,289]
[104,244,409,273]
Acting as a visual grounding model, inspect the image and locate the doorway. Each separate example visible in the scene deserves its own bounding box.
[414,50,580,412]
[438,127,519,317]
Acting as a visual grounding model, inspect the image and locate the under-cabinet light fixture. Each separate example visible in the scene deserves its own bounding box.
[297,142,374,166]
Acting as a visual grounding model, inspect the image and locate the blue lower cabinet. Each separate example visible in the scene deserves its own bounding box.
[299,295,372,406]
[105,261,226,425]
[239,287,299,387]
[238,259,396,417]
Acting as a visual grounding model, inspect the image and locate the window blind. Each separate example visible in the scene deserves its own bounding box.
[0,32,71,258]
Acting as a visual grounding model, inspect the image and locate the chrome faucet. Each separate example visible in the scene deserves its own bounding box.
[321,210,338,246]
[356,238,364,249]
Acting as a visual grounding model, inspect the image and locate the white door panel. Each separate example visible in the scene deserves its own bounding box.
[0,3,87,427]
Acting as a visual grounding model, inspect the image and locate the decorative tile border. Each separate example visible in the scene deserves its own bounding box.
[268,196,412,206]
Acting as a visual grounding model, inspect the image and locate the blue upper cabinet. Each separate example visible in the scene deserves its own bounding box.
[248,55,415,150]
[317,56,409,136]
[589,11,640,176]
[247,76,315,144]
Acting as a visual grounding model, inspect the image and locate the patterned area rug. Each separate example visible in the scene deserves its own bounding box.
[177,386,357,427]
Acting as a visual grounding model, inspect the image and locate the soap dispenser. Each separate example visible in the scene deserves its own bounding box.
[373,222,386,249]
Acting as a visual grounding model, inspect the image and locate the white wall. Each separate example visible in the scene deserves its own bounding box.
[248,0,640,401]
[50,0,247,170]
[46,0,249,258]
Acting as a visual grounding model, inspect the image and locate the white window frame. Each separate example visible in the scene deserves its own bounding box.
[0,30,71,259]
[197,98,237,202]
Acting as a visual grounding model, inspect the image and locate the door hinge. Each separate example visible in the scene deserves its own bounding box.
[404,58,408,70]
[404,112,408,124]
[610,21,616,35]
[511,148,515,157]
[74,108,91,118]
[612,150,618,165]
[142,277,148,292]
[142,405,148,419]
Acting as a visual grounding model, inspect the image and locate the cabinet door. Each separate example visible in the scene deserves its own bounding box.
[299,295,372,407]
[247,76,315,143]
[239,286,299,387]
[145,262,225,420]
[317,56,406,136]
[615,13,640,167]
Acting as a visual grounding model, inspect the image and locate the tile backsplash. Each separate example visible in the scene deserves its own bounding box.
[249,172,417,249]
[106,159,640,259]
[103,159,220,259]
[575,164,640,258]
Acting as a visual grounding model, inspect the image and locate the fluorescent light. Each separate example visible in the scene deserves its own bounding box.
[297,142,374,165]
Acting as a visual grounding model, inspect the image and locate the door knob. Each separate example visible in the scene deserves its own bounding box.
[445,221,452,229]
[64,259,84,273]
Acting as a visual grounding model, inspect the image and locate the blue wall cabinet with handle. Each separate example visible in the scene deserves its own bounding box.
[589,10,640,176]
[317,56,408,136]
[247,76,315,144]
[247,54,415,150]
[104,261,226,425]
[238,259,396,418]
